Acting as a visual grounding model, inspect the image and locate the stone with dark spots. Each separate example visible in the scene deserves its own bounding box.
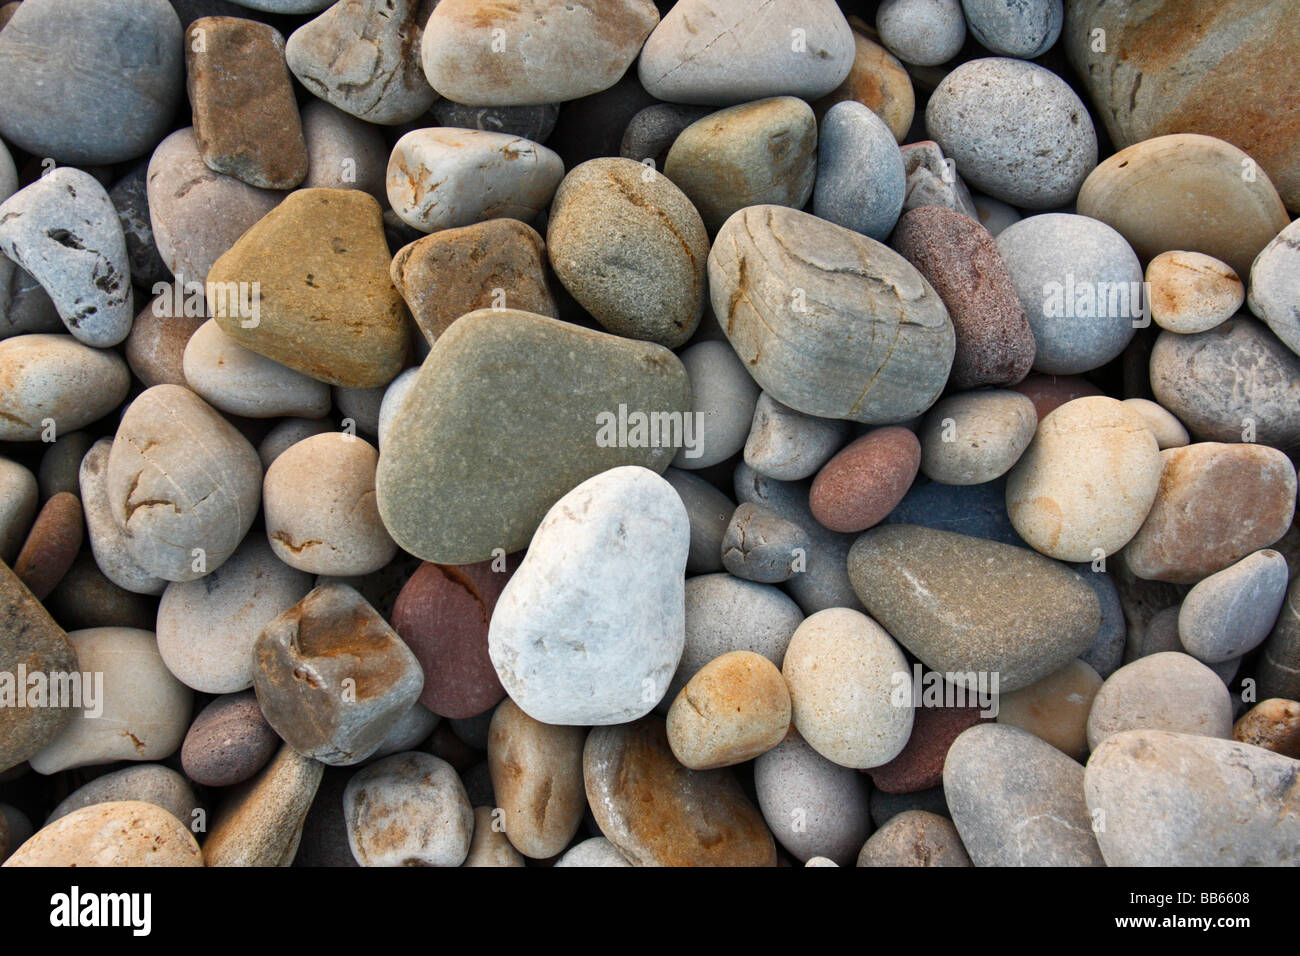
[181,691,280,787]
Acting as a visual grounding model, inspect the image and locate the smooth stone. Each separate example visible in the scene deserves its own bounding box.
[996,213,1142,375]
[1085,729,1300,866]
[667,651,790,770]
[203,742,323,866]
[848,525,1101,692]
[487,698,586,858]
[392,558,515,719]
[0,334,129,440]
[1122,398,1189,450]
[0,265,61,339]
[390,218,556,344]
[892,206,1034,388]
[258,417,335,470]
[4,802,201,867]
[1006,396,1162,561]
[78,440,167,596]
[665,97,817,235]
[254,584,423,765]
[1233,698,1300,758]
[38,430,93,501]
[126,296,206,389]
[1077,133,1290,277]
[1149,318,1300,448]
[12,491,81,599]
[809,427,920,533]
[710,205,954,423]
[376,310,689,564]
[0,458,37,562]
[876,0,965,65]
[857,810,972,867]
[147,127,282,284]
[996,659,1101,761]
[867,697,986,793]
[463,806,525,867]
[300,99,388,199]
[1012,372,1105,420]
[672,341,759,469]
[943,723,1104,866]
[744,392,849,482]
[927,58,1097,209]
[663,469,733,575]
[489,467,687,725]
[343,752,471,866]
[639,0,854,105]
[1086,652,1233,751]
[548,157,707,348]
[433,101,560,143]
[0,558,78,772]
[754,730,871,866]
[287,0,436,125]
[387,128,564,234]
[584,716,777,866]
[1123,442,1297,583]
[1073,565,1127,679]
[720,502,810,584]
[1248,218,1300,354]
[28,627,193,774]
[961,0,1061,58]
[107,385,262,582]
[334,385,382,437]
[186,17,307,189]
[0,0,183,165]
[919,390,1036,485]
[47,765,200,829]
[369,702,438,759]
[881,475,1022,546]
[1178,549,1289,663]
[554,837,631,868]
[1147,250,1242,334]
[182,691,279,787]
[813,17,914,143]
[376,368,418,449]
[183,320,332,419]
[899,140,979,221]
[208,188,409,389]
[972,193,1021,237]
[783,607,913,769]
[621,104,712,169]
[813,100,904,241]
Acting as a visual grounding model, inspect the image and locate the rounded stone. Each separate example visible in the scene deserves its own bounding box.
[809,427,921,533]
[1248,217,1300,354]
[814,18,914,142]
[720,501,811,584]
[867,699,986,793]
[301,99,388,198]
[0,457,37,563]
[344,752,472,867]
[3,801,202,867]
[857,810,972,867]
[463,805,525,867]
[667,651,791,770]
[201,742,324,867]
[1121,398,1189,450]
[876,0,965,66]
[370,701,439,760]
[743,392,850,482]
[11,491,80,600]
[672,340,761,469]
[919,390,1036,486]
[962,0,1062,58]
[996,659,1102,761]
[47,765,201,830]
[78,440,167,597]
[1233,698,1300,759]
[0,334,129,440]
[1178,549,1289,664]
[38,430,93,501]
[184,320,332,419]
[1086,652,1233,751]
[126,297,206,389]
[181,691,280,787]
[812,100,905,241]
[1147,250,1243,334]
[554,836,631,868]
[663,469,734,575]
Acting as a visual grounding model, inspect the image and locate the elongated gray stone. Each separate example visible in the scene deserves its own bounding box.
[1179,549,1289,663]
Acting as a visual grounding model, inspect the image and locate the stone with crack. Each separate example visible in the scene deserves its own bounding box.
[720,501,810,583]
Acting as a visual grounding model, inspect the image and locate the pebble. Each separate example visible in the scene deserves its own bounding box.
[37,431,92,501]
[0,334,130,441]
[203,743,324,866]
[891,206,1035,388]
[809,427,921,533]
[1233,698,1300,759]
[1247,218,1300,355]
[667,651,790,770]
[812,100,904,241]
[943,723,1104,866]
[433,101,560,144]
[4,801,202,868]
[207,188,409,389]
[390,219,556,344]
[919,390,1036,485]
[186,17,308,190]
[300,99,388,198]
[1149,318,1300,448]
[1,265,61,338]
[12,491,81,600]
[662,469,733,574]
[814,19,914,143]
[460,806,523,867]
[849,525,1100,692]
[1006,396,1161,561]
[744,393,850,482]
[673,341,760,468]
[334,385,383,438]
[666,97,817,235]
[899,141,979,221]
[0,0,183,165]
[487,698,586,858]
[183,319,333,419]
[639,0,854,105]
[621,103,712,168]
[47,765,201,830]
[927,58,1098,209]
[857,810,972,867]
[709,205,954,423]
[549,157,708,348]
[1086,652,1233,751]
[488,467,687,725]
[962,0,1062,58]
[1076,133,1290,278]
[1013,373,1105,420]
[181,692,279,788]
[720,502,810,584]
[754,730,871,866]
[78,440,168,596]
[1121,398,1189,449]
[126,297,205,389]
[882,475,1021,546]
[370,702,438,759]
[1147,250,1243,334]
[583,716,777,866]
[972,193,1021,237]
[554,837,631,868]
[867,699,986,792]
[1122,442,1297,583]
[376,310,688,564]
[1178,549,1288,663]
[28,627,193,774]
[343,752,472,867]
[1084,729,1300,866]
[422,0,658,106]
[996,214,1143,375]
[0,457,37,563]
[387,128,564,234]
[876,0,965,66]
[259,417,336,469]
[996,659,1102,760]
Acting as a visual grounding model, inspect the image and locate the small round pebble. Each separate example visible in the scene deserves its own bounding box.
[856,810,972,867]
[181,691,280,788]
[1146,250,1243,334]
[877,0,966,66]
[666,651,791,770]
[996,659,1102,760]
[344,752,473,867]
[1085,652,1234,751]
[809,426,921,533]
[919,390,1036,485]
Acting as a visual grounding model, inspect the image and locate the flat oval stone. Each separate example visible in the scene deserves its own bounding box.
[12,491,81,600]
[673,341,760,469]
[1122,398,1189,450]
[1006,396,1162,561]
[877,0,965,66]
[744,393,849,482]
[927,58,1097,209]
[182,691,279,787]
[584,716,777,866]
[814,17,914,142]
[810,427,920,534]
[943,723,1104,866]
[375,310,689,564]
[183,319,332,419]
[47,764,201,829]
[0,334,129,440]
[962,0,1061,58]
[487,698,586,858]
[667,650,790,770]
[1178,550,1289,663]
[848,525,1101,692]
[1248,218,1300,355]
[720,502,810,584]
[3,801,201,868]
[488,467,687,725]
[639,0,854,105]
[1085,729,1300,865]
[867,698,986,793]
[1086,652,1233,751]
[857,809,972,867]
[554,836,631,868]
[813,100,904,241]
[1077,133,1290,277]
[1233,698,1300,758]
[663,469,733,575]
[344,752,472,866]
[1147,250,1243,334]
[202,742,323,866]
[709,205,955,424]
[919,390,1036,486]
[996,659,1101,761]
[549,157,708,348]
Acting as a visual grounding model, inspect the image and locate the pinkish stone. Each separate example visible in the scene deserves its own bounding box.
[868,699,988,793]
[809,426,920,533]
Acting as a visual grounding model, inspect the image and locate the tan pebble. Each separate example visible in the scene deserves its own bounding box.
[3,801,202,867]
[666,650,791,770]
[1146,250,1243,334]
[1232,698,1300,758]
[997,659,1102,760]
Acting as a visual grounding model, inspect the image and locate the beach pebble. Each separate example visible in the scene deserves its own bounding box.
[107,162,172,285]
[126,297,206,389]
[996,659,1102,760]
[815,19,914,142]
[0,334,129,441]
[182,691,279,787]
[376,368,419,450]
[1,265,62,339]
[1147,251,1243,334]
[183,320,332,419]
[0,457,37,563]
[344,752,472,867]
[4,801,202,868]
[868,699,987,793]
[809,427,921,533]
[1233,698,1300,758]
[1086,652,1233,750]
[370,702,438,760]
[900,141,979,221]
[857,810,971,867]
[12,491,81,600]
[78,440,167,596]
[1121,398,1189,449]
[622,103,713,168]
[667,651,790,770]
[1178,549,1289,663]
[663,469,733,575]
[962,0,1062,58]
[554,837,631,868]
[720,502,810,584]
[300,100,388,199]
[919,390,1036,485]
[672,341,760,468]
[38,431,93,501]
[47,765,201,830]
[876,0,965,66]
[202,742,323,866]
[744,393,850,482]
[813,100,905,241]
[462,806,525,868]
[1248,218,1300,355]
[259,418,336,470]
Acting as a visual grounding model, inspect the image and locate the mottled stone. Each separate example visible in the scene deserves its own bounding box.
[182,691,279,787]
[1233,698,1300,758]
[1178,549,1288,663]
[12,491,81,600]
[464,805,525,867]
[1086,652,1233,750]
[720,502,810,584]
[344,752,471,866]
[876,0,965,66]
[813,18,914,142]
[203,742,324,866]
[300,99,388,198]
[813,100,904,241]
[0,334,129,440]
[1248,217,1300,354]
[554,836,631,867]
[857,810,971,867]
[868,698,986,792]
[47,765,201,830]
[1122,398,1189,450]
[4,801,202,867]
[809,427,920,533]
[900,140,979,220]
[667,651,790,769]
[919,390,1036,486]
[1147,250,1243,334]
[663,469,733,575]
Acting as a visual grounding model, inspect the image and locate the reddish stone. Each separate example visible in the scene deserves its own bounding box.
[809,426,920,533]
[868,699,988,793]
[13,492,82,600]
[392,555,520,719]
[1012,374,1104,421]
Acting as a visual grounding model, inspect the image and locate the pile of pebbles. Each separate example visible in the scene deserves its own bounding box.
[0,0,1298,868]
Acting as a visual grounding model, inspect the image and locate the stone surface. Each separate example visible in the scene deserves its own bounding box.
[183,320,332,419]
[203,742,323,866]
[0,458,37,563]
[463,805,525,867]
[1178,550,1288,663]
[1147,250,1243,334]
[868,697,986,793]
[4,801,202,867]
[672,341,760,468]
[1013,373,1105,421]
[0,334,129,441]
[300,99,388,198]
[79,440,167,596]
[857,810,971,867]
[876,0,965,66]
[127,298,205,389]
[744,392,849,482]
[1086,652,1233,751]
[1256,575,1300,703]
[1248,217,1300,354]
[663,469,733,575]
[12,491,81,600]
[621,103,712,168]
[919,390,1036,486]
[814,18,914,142]
[962,0,1061,58]
[1233,698,1300,758]
[1122,398,1189,450]
[812,100,904,241]
[344,752,472,866]
[996,659,1101,761]
[809,427,920,533]
[182,691,279,787]
[667,650,790,770]
[47,765,200,829]
[554,836,631,867]
[720,502,810,584]
[900,140,979,220]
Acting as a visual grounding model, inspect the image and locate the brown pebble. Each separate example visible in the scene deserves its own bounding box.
[125,295,207,388]
[856,809,972,867]
[1013,374,1106,421]
[182,691,281,788]
[868,697,987,793]
[809,426,920,533]
[13,492,82,600]
[1232,698,1300,758]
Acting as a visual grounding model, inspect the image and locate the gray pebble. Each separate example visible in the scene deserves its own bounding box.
[961,0,1063,59]
[1178,549,1289,664]
[1070,563,1126,678]
[301,99,388,200]
[662,468,734,575]
[871,786,949,828]
[857,810,971,866]
[621,104,713,168]
[900,140,979,220]
[1086,652,1233,750]
[673,340,761,469]
[877,0,966,66]
[743,392,849,482]
[47,764,202,832]
[813,100,905,241]
[0,457,37,563]
[109,161,172,288]
[37,430,92,502]
[721,502,811,584]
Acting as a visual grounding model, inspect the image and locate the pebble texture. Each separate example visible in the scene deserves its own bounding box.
[46,765,200,830]
[203,743,324,866]
[344,752,472,867]
[1088,651,1232,751]
[857,810,971,867]
[4,801,202,868]
[1178,550,1289,663]
[0,334,130,441]
[1248,218,1300,354]
[181,691,280,787]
